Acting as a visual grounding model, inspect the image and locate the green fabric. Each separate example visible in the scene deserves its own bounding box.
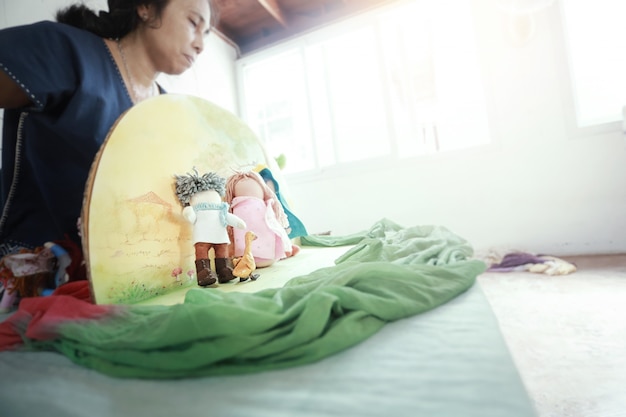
[42,219,486,379]
[300,217,403,247]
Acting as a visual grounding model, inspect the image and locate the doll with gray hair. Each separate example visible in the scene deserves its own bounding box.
[174,169,246,286]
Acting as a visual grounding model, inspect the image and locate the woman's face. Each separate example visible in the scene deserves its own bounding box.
[143,0,212,75]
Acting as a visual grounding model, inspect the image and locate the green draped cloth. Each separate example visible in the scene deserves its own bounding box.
[33,219,486,379]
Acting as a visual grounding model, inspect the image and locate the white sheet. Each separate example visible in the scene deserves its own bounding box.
[0,283,537,417]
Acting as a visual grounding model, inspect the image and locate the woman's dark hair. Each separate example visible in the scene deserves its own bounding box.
[56,0,217,39]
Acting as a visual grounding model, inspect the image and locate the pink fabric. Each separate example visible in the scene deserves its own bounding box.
[231,196,291,262]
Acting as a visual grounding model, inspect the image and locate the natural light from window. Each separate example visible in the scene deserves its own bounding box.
[238,0,490,176]
[560,0,626,127]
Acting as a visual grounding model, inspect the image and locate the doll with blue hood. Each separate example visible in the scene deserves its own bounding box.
[253,164,308,239]
[174,169,246,287]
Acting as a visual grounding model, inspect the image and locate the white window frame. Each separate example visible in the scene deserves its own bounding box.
[236,0,492,180]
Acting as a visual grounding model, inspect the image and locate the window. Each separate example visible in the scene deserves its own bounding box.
[307,27,392,166]
[237,0,490,175]
[560,0,626,127]
[241,51,316,172]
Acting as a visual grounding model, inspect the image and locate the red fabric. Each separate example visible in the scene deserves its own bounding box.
[0,281,113,350]
[52,280,93,301]
[0,313,24,350]
[54,237,88,282]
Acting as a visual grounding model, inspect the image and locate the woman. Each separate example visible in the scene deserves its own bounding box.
[0,0,216,256]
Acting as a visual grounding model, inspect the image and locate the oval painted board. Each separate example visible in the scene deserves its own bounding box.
[82,94,275,305]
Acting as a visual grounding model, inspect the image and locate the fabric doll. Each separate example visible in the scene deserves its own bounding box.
[174,170,246,286]
[225,171,294,268]
[254,164,308,239]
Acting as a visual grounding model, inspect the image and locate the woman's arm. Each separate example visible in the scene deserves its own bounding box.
[0,69,31,108]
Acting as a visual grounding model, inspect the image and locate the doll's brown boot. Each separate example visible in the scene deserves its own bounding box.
[195,259,217,286]
[215,258,236,283]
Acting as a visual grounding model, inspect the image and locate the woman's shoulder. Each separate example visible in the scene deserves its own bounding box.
[0,20,117,111]
[3,20,102,45]
[1,20,108,68]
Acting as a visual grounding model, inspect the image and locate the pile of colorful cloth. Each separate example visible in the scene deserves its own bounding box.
[487,252,577,275]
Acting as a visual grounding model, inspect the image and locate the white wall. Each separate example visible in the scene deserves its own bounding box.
[0,1,6,27]
[282,1,626,256]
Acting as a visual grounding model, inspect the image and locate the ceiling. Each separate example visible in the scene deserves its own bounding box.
[213,0,395,56]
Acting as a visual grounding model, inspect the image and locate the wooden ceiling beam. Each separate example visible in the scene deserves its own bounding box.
[257,0,288,27]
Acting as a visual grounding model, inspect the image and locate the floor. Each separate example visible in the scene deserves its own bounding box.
[1,251,624,416]
[477,254,626,417]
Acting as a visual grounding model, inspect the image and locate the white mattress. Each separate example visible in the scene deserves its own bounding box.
[0,284,537,417]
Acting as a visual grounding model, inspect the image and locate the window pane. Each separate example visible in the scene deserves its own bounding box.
[305,45,336,168]
[561,0,626,126]
[312,27,391,165]
[380,0,490,155]
[241,51,315,173]
[236,0,491,175]
[380,6,437,155]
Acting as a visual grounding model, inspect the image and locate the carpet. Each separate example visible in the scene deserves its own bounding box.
[477,254,626,417]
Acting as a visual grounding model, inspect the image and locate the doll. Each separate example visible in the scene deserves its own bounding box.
[174,170,246,286]
[254,164,308,239]
[232,231,260,282]
[225,171,294,268]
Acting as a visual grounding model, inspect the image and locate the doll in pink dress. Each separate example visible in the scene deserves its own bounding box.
[225,171,295,268]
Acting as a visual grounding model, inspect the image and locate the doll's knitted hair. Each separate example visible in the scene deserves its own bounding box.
[174,169,226,205]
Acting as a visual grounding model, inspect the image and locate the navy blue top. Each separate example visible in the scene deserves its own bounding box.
[0,21,134,252]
